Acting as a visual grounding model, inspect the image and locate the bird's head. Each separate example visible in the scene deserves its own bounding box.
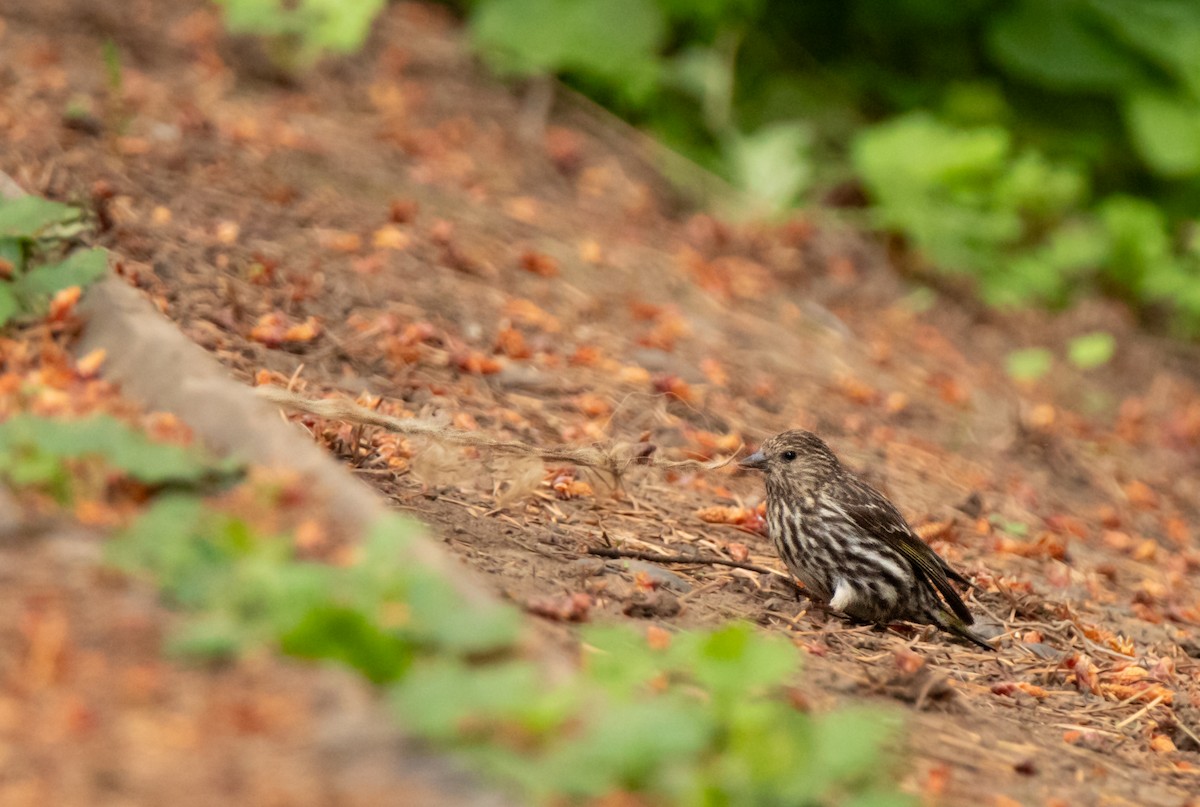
[738,430,841,489]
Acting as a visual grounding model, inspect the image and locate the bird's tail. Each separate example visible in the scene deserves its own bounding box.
[932,610,996,652]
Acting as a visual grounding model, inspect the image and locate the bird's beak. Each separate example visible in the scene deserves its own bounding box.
[738,451,768,471]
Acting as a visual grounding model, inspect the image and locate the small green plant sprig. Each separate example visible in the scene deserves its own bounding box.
[1005,331,1117,384]
[0,411,910,805]
[109,499,912,806]
[0,196,107,329]
[854,115,1200,336]
[213,0,386,72]
[1,410,911,806]
[0,414,242,503]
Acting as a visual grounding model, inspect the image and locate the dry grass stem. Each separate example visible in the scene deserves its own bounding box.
[258,385,738,483]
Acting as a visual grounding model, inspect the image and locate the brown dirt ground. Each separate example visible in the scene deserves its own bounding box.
[0,514,498,807]
[4,1,1200,805]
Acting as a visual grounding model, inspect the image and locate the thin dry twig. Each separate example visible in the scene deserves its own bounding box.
[1113,695,1165,730]
[257,385,738,482]
[586,545,778,575]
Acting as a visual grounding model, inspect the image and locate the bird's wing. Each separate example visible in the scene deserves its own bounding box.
[837,478,975,625]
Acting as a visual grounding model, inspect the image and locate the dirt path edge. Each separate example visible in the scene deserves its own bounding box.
[2,173,518,806]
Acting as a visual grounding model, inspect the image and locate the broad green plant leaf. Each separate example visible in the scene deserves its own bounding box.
[0,196,80,239]
[656,0,764,30]
[16,247,109,299]
[470,0,666,104]
[988,1,1149,91]
[0,285,18,328]
[1006,347,1053,382]
[1089,0,1200,97]
[105,494,216,604]
[843,791,919,807]
[403,571,523,654]
[725,121,813,213]
[167,614,247,659]
[852,114,1022,272]
[542,699,714,796]
[1068,331,1116,368]
[581,624,673,695]
[812,707,903,783]
[281,604,413,683]
[216,0,385,67]
[391,659,549,740]
[0,413,236,486]
[0,237,24,272]
[1124,92,1200,177]
[669,622,799,700]
[1098,195,1174,291]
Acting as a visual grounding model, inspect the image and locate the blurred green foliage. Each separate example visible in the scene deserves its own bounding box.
[114,503,907,804]
[0,196,107,329]
[1004,330,1115,383]
[204,0,1200,335]
[1005,347,1053,383]
[1067,331,1117,369]
[453,0,1200,335]
[0,411,899,806]
[0,415,238,499]
[106,496,912,805]
[213,0,386,70]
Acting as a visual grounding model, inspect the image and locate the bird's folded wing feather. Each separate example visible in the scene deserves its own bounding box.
[839,481,975,625]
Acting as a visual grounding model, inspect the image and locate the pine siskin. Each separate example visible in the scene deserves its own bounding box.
[740,429,994,651]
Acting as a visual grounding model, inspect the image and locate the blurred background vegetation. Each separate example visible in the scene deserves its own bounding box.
[215,0,1200,339]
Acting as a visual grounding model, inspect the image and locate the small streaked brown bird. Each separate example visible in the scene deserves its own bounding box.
[740,430,993,651]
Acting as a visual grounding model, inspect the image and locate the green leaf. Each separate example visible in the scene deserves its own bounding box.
[1089,0,1200,97]
[0,196,80,239]
[300,0,386,54]
[470,0,666,102]
[404,572,522,654]
[1124,92,1200,177]
[843,790,919,807]
[941,81,1010,126]
[4,446,71,499]
[724,121,813,212]
[0,284,18,328]
[0,413,235,486]
[851,114,1026,273]
[167,614,247,659]
[543,699,714,796]
[215,0,386,67]
[1005,347,1053,382]
[902,287,937,314]
[668,45,730,108]
[581,625,672,695]
[106,494,214,599]
[987,1,1149,91]
[813,707,902,783]
[992,151,1088,220]
[989,514,1030,537]
[217,549,331,635]
[670,623,798,700]
[0,237,24,272]
[391,659,549,740]
[15,248,109,300]
[981,254,1068,308]
[854,113,1011,191]
[1068,331,1116,369]
[281,604,413,683]
[1098,194,1173,291]
[655,0,763,30]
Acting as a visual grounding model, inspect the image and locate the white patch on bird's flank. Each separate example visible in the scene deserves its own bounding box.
[829,580,856,612]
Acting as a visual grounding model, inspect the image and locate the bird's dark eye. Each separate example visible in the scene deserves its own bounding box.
[781,450,797,462]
